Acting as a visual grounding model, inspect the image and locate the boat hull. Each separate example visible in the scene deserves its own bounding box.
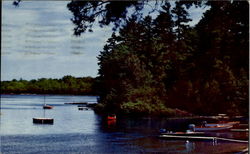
[78,107,88,110]
[107,114,116,121]
[194,125,232,132]
[33,118,54,124]
[205,121,240,127]
[159,134,216,141]
[43,105,53,109]
[161,132,205,136]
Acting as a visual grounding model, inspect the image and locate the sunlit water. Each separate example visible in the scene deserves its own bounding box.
[0,94,248,153]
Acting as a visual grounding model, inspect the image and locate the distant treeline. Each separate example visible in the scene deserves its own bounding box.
[1,76,98,95]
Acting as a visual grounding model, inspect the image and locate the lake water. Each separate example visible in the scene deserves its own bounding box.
[1,94,248,153]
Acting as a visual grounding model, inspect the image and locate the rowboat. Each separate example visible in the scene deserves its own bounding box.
[107,114,116,120]
[195,125,233,131]
[78,107,88,110]
[205,121,240,127]
[43,104,53,109]
[161,131,205,136]
[33,117,54,124]
[78,105,87,107]
[189,124,233,132]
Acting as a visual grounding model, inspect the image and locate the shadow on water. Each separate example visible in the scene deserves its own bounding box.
[1,95,248,153]
[96,116,249,153]
[100,117,212,133]
[99,116,249,140]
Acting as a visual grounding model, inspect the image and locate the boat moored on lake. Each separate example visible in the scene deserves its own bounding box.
[33,95,54,124]
[107,114,116,120]
[33,117,54,124]
[78,107,88,110]
[189,124,233,132]
[43,104,54,109]
[204,121,240,127]
[65,102,88,105]
[160,130,206,136]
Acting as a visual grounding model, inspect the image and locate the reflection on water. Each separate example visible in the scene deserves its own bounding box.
[185,141,195,152]
[0,94,248,153]
[1,94,99,135]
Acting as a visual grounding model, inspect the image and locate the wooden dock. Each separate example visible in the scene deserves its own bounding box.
[238,148,248,154]
[159,134,216,141]
[161,132,205,136]
[159,134,248,143]
[230,129,249,132]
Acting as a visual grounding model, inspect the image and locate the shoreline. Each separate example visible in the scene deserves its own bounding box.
[0,93,98,96]
[1,94,248,121]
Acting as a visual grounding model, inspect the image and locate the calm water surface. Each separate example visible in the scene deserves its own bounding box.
[0,94,248,153]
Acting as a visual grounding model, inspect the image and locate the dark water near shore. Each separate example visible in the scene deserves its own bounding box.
[1,94,248,153]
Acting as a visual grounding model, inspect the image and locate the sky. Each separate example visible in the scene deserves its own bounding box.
[1,1,208,81]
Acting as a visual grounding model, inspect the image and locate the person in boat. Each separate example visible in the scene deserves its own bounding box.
[201,121,207,127]
[188,124,195,132]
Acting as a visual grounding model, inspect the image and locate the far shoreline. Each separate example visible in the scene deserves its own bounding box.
[1,94,248,122]
[0,93,98,97]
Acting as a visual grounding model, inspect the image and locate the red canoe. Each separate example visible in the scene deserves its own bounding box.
[107,115,116,120]
[43,105,53,109]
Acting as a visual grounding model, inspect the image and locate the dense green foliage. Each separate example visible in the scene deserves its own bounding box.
[1,76,98,95]
[66,1,202,36]
[95,1,249,116]
[11,1,249,116]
